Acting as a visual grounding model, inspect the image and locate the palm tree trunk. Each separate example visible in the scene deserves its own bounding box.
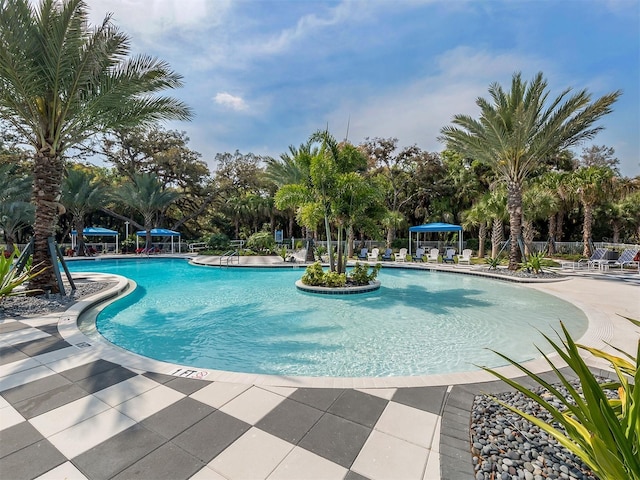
[507,181,523,270]
[288,212,294,239]
[491,220,503,258]
[522,219,535,256]
[556,211,564,242]
[29,150,65,294]
[324,213,334,271]
[347,225,354,258]
[386,226,395,248]
[478,223,487,258]
[582,202,593,257]
[76,215,86,256]
[611,223,620,244]
[547,214,557,255]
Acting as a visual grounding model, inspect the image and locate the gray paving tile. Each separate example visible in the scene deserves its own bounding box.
[0,345,29,366]
[0,321,29,334]
[59,359,120,382]
[111,442,205,480]
[298,413,371,469]
[73,424,166,480]
[142,371,175,384]
[0,421,43,459]
[288,387,344,411]
[345,470,371,480]
[172,410,250,463]
[36,324,64,339]
[392,386,448,415]
[165,376,210,395]
[13,383,88,419]
[256,397,324,444]
[327,390,387,428]
[74,366,138,394]
[141,397,216,440]
[13,336,71,356]
[1,373,71,405]
[0,439,66,480]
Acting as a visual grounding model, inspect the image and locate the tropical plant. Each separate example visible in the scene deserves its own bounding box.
[113,172,180,250]
[521,250,546,274]
[440,71,620,270]
[246,231,275,253]
[0,164,33,252]
[0,0,192,293]
[483,318,640,480]
[350,262,381,285]
[0,247,46,298]
[571,166,615,256]
[301,262,326,286]
[485,256,502,269]
[61,167,107,256]
[323,271,346,287]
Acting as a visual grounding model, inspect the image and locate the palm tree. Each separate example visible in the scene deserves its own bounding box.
[461,196,490,258]
[0,164,33,252]
[61,167,107,256]
[440,72,620,269]
[114,172,180,250]
[522,183,558,255]
[0,0,192,292]
[570,166,614,256]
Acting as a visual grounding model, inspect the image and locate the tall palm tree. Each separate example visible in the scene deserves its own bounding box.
[440,72,620,269]
[461,196,490,259]
[61,167,106,256]
[114,172,180,250]
[0,0,192,292]
[570,166,614,256]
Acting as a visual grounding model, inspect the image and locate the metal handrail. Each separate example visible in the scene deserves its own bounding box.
[219,250,239,266]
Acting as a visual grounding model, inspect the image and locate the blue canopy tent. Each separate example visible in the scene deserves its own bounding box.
[136,228,181,253]
[408,222,463,256]
[70,227,119,254]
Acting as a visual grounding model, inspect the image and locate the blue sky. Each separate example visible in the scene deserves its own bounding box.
[86,0,640,177]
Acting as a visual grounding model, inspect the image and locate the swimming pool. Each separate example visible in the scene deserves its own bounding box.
[69,258,588,377]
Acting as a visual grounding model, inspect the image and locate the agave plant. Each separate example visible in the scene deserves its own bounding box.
[0,248,47,299]
[521,250,547,274]
[483,318,639,480]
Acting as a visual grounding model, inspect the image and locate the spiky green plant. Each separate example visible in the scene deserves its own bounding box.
[483,318,640,480]
[0,247,47,298]
[521,250,547,274]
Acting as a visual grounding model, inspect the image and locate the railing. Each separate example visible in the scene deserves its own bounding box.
[187,242,208,253]
[219,250,239,266]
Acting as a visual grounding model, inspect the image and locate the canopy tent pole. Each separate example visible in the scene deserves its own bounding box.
[171,236,174,254]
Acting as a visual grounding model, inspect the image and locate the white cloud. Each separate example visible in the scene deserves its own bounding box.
[213,92,248,112]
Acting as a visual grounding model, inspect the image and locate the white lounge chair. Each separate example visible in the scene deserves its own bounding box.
[426,248,439,263]
[367,248,379,262]
[561,247,607,271]
[395,248,407,262]
[612,249,639,270]
[457,249,472,265]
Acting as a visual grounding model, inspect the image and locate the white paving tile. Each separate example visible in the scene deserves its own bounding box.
[114,384,184,422]
[258,385,297,397]
[0,327,51,344]
[268,446,347,480]
[356,388,397,400]
[190,381,251,409]
[29,395,110,437]
[0,365,54,392]
[0,404,25,431]
[0,357,41,378]
[209,428,294,480]
[0,395,10,409]
[218,386,285,425]
[47,408,136,459]
[45,351,100,374]
[375,402,439,448]
[19,316,60,328]
[351,430,429,480]
[34,346,82,365]
[189,466,228,480]
[423,450,440,480]
[34,461,89,480]
[92,374,158,407]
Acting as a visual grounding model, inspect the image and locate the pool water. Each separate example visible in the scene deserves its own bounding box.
[69,258,588,377]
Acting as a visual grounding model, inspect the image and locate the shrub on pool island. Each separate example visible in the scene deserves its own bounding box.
[301,261,380,287]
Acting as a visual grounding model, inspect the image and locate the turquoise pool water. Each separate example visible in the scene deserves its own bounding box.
[69,258,588,377]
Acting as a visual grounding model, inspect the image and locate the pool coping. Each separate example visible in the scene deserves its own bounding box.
[54,257,637,390]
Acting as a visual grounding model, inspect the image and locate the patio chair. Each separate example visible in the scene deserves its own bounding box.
[612,249,639,270]
[442,248,456,264]
[395,248,407,262]
[367,248,380,262]
[586,248,612,270]
[412,248,425,262]
[457,249,472,265]
[357,248,368,260]
[381,248,393,261]
[426,248,439,263]
[561,247,607,270]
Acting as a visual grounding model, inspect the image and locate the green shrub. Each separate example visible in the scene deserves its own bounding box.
[207,232,230,250]
[485,256,502,269]
[521,250,546,274]
[246,231,276,253]
[324,271,346,287]
[301,262,326,286]
[1,247,46,298]
[349,262,381,285]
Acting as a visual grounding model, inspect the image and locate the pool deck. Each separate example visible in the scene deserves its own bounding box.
[1,256,638,479]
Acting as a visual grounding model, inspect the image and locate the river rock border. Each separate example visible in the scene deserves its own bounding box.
[294,279,381,295]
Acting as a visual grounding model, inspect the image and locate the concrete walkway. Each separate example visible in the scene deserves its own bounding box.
[0,256,638,479]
